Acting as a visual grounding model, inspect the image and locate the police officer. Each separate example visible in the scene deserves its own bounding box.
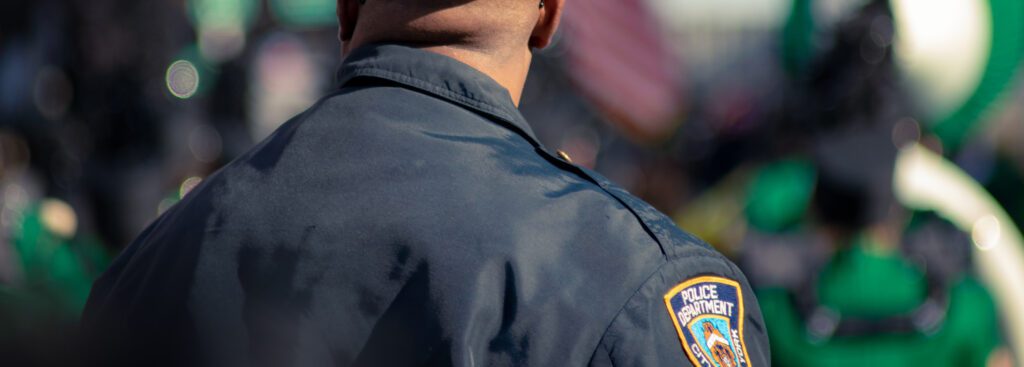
[82,0,770,365]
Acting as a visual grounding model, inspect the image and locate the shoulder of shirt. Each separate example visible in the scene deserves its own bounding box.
[301,86,727,263]
[591,245,746,347]
[157,87,562,234]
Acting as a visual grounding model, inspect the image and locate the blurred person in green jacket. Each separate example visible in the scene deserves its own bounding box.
[742,127,1012,366]
[749,0,1015,363]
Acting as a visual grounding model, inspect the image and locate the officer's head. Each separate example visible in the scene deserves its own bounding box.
[336,0,564,56]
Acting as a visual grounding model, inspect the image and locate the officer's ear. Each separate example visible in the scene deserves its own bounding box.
[338,0,361,52]
[529,0,564,49]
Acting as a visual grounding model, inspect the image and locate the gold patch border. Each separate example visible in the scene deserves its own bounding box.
[663,276,752,367]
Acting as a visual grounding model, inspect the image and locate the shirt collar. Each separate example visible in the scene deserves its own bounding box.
[336,43,541,147]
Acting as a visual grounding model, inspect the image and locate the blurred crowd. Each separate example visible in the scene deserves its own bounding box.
[2,0,1024,365]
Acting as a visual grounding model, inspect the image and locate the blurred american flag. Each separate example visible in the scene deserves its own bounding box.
[560,0,687,142]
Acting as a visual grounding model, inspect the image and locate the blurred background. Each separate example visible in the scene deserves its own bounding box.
[1,0,1024,365]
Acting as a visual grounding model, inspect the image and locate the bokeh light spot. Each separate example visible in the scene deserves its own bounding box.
[40,199,77,239]
[180,176,204,199]
[165,60,201,99]
[157,197,179,216]
[891,117,921,148]
[972,215,1001,251]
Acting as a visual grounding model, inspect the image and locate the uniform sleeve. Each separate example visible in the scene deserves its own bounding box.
[589,251,771,367]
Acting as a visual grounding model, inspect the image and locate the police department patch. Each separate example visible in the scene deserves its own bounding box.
[664,276,751,367]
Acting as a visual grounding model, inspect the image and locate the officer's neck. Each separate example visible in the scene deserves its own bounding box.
[419,44,532,107]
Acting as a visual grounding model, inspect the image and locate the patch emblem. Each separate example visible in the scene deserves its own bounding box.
[664,276,751,367]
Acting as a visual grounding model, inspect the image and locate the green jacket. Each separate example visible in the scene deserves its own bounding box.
[759,242,1000,367]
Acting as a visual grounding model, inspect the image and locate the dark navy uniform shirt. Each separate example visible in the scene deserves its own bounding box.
[83,44,770,367]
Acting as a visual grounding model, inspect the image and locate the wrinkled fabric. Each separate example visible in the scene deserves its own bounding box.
[82,44,769,367]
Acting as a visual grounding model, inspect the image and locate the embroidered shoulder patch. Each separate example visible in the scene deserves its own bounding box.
[664,276,751,367]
